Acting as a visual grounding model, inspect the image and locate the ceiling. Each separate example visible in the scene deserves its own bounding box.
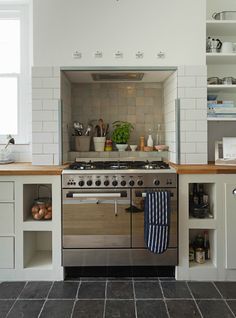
[63,70,175,83]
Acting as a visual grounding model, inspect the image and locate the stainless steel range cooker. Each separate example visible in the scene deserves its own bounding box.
[62,160,178,267]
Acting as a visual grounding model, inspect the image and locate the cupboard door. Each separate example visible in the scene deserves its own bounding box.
[0,237,14,268]
[0,204,14,235]
[0,182,14,201]
[225,183,236,269]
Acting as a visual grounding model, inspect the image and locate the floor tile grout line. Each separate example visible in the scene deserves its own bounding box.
[70,281,81,318]
[212,282,236,318]
[103,280,108,318]
[132,278,138,318]
[37,281,54,318]
[186,282,204,318]
[5,281,28,318]
[159,280,171,318]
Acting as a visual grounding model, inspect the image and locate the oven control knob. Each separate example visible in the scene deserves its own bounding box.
[121,180,126,187]
[87,180,92,186]
[78,180,85,187]
[112,180,118,187]
[129,180,135,187]
[137,180,143,186]
[67,182,71,186]
[95,180,101,186]
[154,179,160,186]
[104,180,110,186]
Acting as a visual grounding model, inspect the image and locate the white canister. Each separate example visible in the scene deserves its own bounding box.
[221,42,236,53]
[93,137,106,151]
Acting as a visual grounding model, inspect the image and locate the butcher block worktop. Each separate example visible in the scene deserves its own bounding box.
[171,163,236,174]
[0,162,68,175]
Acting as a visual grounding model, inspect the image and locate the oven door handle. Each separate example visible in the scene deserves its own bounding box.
[66,192,124,199]
[136,191,174,198]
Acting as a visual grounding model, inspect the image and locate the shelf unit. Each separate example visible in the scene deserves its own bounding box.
[206,53,236,64]
[207,85,236,92]
[207,117,236,121]
[206,20,236,36]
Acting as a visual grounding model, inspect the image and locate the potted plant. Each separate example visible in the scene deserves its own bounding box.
[112,121,134,151]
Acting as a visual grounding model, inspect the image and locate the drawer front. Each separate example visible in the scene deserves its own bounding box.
[0,237,14,268]
[0,182,14,202]
[0,203,14,235]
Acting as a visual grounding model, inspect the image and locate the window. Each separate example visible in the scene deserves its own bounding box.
[0,5,30,143]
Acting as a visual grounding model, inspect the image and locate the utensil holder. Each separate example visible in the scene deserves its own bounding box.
[93,137,106,151]
[75,136,91,152]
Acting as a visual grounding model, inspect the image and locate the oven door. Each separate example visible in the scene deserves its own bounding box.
[63,189,131,248]
[131,188,178,248]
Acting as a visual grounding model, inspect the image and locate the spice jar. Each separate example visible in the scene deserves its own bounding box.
[195,248,205,264]
[140,136,145,151]
[105,139,112,151]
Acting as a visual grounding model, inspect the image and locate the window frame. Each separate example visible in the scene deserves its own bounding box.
[0,4,30,144]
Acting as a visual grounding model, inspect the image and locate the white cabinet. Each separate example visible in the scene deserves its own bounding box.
[0,237,14,268]
[0,203,14,235]
[225,182,236,269]
[0,182,14,201]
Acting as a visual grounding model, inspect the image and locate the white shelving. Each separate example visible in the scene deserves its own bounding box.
[188,219,216,229]
[207,20,236,36]
[206,53,236,64]
[207,117,236,121]
[207,85,236,92]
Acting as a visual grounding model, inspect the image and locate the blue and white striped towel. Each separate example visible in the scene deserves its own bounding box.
[144,191,171,254]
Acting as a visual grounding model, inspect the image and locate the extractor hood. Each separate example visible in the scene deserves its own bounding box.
[91,72,144,81]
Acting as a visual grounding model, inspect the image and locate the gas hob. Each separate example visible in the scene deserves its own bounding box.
[62,160,176,189]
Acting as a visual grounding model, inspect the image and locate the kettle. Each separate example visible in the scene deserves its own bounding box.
[207,38,222,53]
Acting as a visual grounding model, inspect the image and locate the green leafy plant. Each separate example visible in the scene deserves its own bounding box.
[112,121,134,144]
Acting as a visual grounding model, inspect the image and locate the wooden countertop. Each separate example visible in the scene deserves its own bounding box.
[171,163,236,174]
[0,162,69,175]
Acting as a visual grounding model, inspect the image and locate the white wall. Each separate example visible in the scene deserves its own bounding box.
[33,0,206,67]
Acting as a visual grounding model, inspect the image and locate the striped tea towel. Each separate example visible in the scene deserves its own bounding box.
[144,191,171,254]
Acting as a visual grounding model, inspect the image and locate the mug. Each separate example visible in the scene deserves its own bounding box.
[221,42,236,53]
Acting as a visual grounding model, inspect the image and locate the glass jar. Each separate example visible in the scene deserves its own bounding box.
[31,198,52,220]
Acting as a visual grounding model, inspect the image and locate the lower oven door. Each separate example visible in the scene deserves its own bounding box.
[62,189,131,248]
[131,188,178,249]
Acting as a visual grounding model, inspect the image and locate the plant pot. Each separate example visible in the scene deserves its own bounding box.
[75,136,91,152]
[93,137,106,152]
[116,144,128,151]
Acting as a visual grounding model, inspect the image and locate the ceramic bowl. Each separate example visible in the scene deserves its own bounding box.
[130,145,137,151]
[154,145,169,151]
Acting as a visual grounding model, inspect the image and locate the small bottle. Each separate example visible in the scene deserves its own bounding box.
[140,136,145,151]
[147,130,153,148]
[203,231,210,260]
[193,183,199,206]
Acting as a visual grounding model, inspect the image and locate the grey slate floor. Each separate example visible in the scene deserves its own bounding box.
[0,279,236,317]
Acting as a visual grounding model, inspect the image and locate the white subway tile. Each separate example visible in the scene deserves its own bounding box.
[180,99,196,109]
[18,152,32,162]
[32,110,54,121]
[43,143,59,154]
[178,77,196,88]
[32,121,43,132]
[196,76,207,88]
[53,111,59,121]
[53,67,61,77]
[196,142,208,153]
[32,100,42,110]
[181,142,196,153]
[42,121,58,132]
[32,67,53,78]
[53,154,60,165]
[32,78,42,88]
[177,88,185,98]
[32,132,54,144]
[53,132,59,143]
[184,65,207,76]
[32,88,53,99]
[185,88,207,99]
[196,99,207,109]
[196,120,207,131]
[180,131,186,142]
[43,99,59,110]
[185,153,208,164]
[177,66,185,76]
[32,154,54,165]
[180,153,186,164]
[32,143,43,154]
[42,78,60,89]
[185,109,206,121]
[53,89,60,99]
[181,120,196,131]
[185,131,207,143]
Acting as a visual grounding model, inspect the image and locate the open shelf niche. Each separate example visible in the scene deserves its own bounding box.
[23,184,52,225]
[23,231,52,269]
[189,229,216,269]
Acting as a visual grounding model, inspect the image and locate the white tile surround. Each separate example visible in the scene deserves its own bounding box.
[31,65,207,165]
[32,67,61,165]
